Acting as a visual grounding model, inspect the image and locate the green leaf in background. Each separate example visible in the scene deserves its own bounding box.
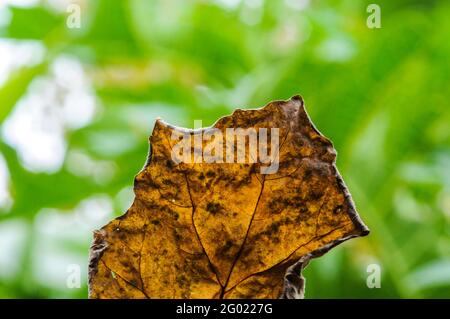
[0,63,47,125]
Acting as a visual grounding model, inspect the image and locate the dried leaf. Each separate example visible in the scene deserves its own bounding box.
[88,95,369,299]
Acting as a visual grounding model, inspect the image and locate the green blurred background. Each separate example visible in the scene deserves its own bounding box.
[0,0,449,298]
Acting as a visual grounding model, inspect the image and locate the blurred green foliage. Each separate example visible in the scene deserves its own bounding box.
[0,0,449,298]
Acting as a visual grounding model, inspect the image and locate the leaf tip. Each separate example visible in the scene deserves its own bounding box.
[290,94,304,106]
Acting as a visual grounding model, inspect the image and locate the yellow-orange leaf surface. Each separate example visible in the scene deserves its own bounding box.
[88,96,369,299]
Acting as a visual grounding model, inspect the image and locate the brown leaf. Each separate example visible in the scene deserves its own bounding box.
[88,95,369,299]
